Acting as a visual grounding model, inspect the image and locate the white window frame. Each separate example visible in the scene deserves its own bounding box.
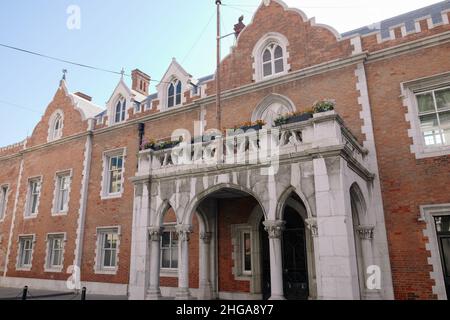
[420,204,450,300]
[25,177,42,218]
[47,110,64,142]
[114,97,127,124]
[262,43,285,79]
[16,234,35,271]
[160,224,179,276]
[231,224,253,280]
[0,184,9,221]
[167,79,182,108]
[401,72,450,159]
[52,170,72,216]
[94,227,120,274]
[44,233,66,272]
[252,32,290,82]
[101,148,126,200]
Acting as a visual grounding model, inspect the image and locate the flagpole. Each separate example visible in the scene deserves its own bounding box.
[215,0,222,131]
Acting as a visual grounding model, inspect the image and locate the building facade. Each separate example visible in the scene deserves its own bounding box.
[0,0,449,300]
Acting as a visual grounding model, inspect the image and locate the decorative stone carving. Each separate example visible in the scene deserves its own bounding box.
[356,225,375,240]
[305,218,319,237]
[148,227,163,242]
[263,220,286,239]
[200,232,212,244]
[176,225,193,242]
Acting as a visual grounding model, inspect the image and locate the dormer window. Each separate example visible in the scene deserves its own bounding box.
[263,44,284,77]
[48,110,64,142]
[168,80,182,108]
[115,97,126,123]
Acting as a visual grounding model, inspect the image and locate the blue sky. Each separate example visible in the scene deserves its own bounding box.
[0,0,440,146]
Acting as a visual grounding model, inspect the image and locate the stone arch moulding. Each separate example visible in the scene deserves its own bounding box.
[350,182,369,226]
[181,183,268,226]
[251,32,291,82]
[275,186,314,221]
[47,109,64,142]
[251,93,296,126]
[155,199,179,227]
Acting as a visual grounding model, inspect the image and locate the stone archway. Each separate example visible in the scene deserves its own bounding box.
[251,94,295,127]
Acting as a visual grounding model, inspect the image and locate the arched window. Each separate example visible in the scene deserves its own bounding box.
[262,44,284,77]
[48,111,64,142]
[168,79,182,108]
[115,97,126,123]
[252,32,290,82]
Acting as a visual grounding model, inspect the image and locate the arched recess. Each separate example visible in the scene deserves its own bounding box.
[273,186,317,300]
[182,183,267,226]
[251,94,296,127]
[47,109,64,142]
[350,182,374,299]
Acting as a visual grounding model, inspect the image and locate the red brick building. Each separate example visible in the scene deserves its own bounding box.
[0,0,449,300]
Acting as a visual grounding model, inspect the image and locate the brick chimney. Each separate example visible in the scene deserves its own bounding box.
[132,69,151,95]
[74,92,92,101]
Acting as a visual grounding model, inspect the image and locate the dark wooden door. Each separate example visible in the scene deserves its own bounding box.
[435,216,450,299]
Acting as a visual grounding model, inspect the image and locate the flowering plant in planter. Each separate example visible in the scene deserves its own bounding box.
[232,120,266,131]
[142,138,182,151]
[313,99,335,113]
[274,109,314,126]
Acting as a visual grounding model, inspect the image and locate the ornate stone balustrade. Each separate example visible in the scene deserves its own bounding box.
[137,111,370,178]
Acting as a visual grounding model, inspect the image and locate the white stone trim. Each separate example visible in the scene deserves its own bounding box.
[24,175,43,219]
[3,158,24,276]
[420,204,450,300]
[401,72,450,159]
[0,276,128,296]
[15,234,36,272]
[252,32,290,82]
[251,93,296,124]
[73,132,93,270]
[94,226,121,275]
[350,36,362,55]
[51,169,73,216]
[100,148,126,200]
[0,183,10,222]
[156,59,190,111]
[231,224,253,281]
[47,109,64,143]
[443,10,450,25]
[43,232,67,273]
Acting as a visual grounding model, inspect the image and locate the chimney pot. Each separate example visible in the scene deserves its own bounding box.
[74,92,92,101]
[132,69,151,95]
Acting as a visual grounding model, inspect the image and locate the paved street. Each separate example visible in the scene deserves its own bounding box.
[0,287,128,300]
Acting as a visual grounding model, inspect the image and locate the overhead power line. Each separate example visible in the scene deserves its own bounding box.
[0,99,42,114]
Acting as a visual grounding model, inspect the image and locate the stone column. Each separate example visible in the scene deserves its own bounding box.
[176,224,192,300]
[263,220,286,300]
[147,226,163,300]
[198,232,213,300]
[356,225,380,299]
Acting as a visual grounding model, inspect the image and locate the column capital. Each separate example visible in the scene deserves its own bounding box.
[176,224,193,242]
[356,225,375,240]
[263,220,286,239]
[200,232,213,244]
[305,218,319,237]
[148,227,163,241]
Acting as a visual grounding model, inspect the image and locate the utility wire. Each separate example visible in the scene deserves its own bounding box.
[0,99,42,114]
[182,11,216,64]
[0,43,173,85]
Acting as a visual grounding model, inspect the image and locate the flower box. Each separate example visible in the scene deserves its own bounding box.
[285,112,313,124]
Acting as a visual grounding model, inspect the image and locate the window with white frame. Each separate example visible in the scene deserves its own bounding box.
[54,172,71,214]
[161,225,178,270]
[0,185,8,220]
[102,150,125,197]
[18,236,34,269]
[46,234,65,270]
[26,178,41,217]
[48,111,64,142]
[97,228,119,271]
[262,43,285,78]
[168,79,182,108]
[241,230,252,275]
[252,32,290,82]
[114,97,127,123]
[416,87,450,148]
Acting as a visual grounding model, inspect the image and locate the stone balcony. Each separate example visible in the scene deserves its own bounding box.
[136,111,373,180]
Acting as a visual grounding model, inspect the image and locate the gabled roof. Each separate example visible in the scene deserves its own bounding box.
[342,0,450,39]
[70,93,104,119]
